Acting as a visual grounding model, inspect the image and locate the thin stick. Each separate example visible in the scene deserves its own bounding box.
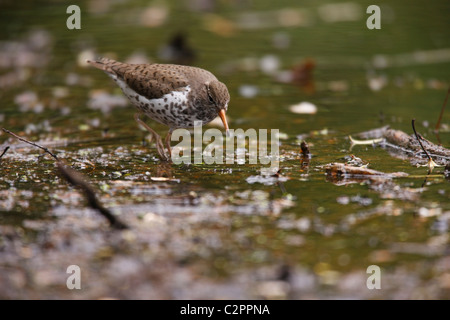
[412,119,438,173]
[2,128,58,160]
[411,119,432,161]
[57,162,128,230]
[0,146,9,160]
[435,86,450,132]
[2,127,127,230]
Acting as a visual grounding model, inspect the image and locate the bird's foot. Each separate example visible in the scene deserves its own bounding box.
[134,113,171,162]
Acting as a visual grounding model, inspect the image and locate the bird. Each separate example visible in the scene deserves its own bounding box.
[86,57,230,161]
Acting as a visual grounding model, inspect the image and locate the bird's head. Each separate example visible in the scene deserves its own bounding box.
[205,80,230,133]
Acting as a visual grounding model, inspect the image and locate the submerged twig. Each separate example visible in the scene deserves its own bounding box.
[57,162,128,230]
[2,128,59,160]
[0,146,10,160]
[411,119,431,162]
[412,119,437,172]
[2,127,127,230]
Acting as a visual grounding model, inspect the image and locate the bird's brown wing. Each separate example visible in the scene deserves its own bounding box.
[87,58,189,99]
[110,63,189,100]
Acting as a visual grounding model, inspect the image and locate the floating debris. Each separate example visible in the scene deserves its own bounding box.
[289,101,317,114]
[87,0,112,14]
[327,80,349,92]
[349,135,384,147]
[238,85,259,98]
[77,49,97,68]
[259,55,280,75]
[236,8,313,30]
[324,162,408,181]
[140,4,169,27]
[336,194,373,206]
[272,32,291,50]
[87,90,129,113]
[254,280,289,299]
[0,29,52,70]
[246,174,289,186]
[125,50,152,65]
[65,72,93,87]
[372,48,450,69]
[57,162,128,230]
[203,14,236,37]
[150,177,180,182]
[317,2,363,23]
[276,59,316,93]
[350,126,450,168]
[367,74,388,91]
[14,91,44,113]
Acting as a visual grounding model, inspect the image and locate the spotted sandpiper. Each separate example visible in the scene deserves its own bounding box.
[87,57,230,161]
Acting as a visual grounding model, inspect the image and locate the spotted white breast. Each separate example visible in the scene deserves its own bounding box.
[110,75,200,128]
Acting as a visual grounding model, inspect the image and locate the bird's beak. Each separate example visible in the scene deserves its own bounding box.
[218,109,229,135]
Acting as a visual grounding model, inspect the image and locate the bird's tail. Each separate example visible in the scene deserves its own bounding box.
[86,57,121,74]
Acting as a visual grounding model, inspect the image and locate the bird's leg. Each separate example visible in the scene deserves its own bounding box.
[164,129,174,160]
[134,113,169,161]
[134,113,154,143]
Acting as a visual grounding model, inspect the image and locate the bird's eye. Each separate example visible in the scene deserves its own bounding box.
[208,93,215,104]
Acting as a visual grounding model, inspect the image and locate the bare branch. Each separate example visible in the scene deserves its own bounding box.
[2,128,58,160]
[412,119,437,173]
[2,127,127,230]
[56,162,128,230]
[411,119,431,162]
[0,146,9,160]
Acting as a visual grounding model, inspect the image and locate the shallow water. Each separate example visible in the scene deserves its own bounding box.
[1,0,450,299]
